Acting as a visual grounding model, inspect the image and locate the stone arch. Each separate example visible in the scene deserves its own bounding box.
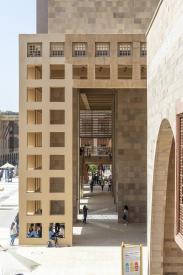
[150,119,183,274]
[150,119,174,274]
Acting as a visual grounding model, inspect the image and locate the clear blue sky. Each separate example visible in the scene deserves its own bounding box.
[0,0,36,112]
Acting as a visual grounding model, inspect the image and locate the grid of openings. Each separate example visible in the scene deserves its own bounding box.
[141,43,147,56]
[50,42,64,57]
[73,43,87,57]
[118,43,131,56]
[179,115,183,235]
[27,43,42,57]
[96,43,110,56]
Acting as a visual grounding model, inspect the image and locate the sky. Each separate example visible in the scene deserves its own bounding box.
[0,0,36,112]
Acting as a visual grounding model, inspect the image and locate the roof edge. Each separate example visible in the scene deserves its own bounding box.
[146,0,164,37]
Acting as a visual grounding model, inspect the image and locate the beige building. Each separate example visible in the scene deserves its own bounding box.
[147,0,183,273]
[0,111,19,166]
[19,0,160,247]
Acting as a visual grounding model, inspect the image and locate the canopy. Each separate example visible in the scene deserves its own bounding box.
[0,162,15,169]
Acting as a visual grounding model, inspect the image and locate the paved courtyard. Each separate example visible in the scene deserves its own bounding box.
[0,180,147,275]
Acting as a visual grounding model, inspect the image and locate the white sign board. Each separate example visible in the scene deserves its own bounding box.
[122,244,142,275]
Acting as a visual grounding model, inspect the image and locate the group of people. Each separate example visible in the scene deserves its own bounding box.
[27,223,42,238]
[89,173,112,193]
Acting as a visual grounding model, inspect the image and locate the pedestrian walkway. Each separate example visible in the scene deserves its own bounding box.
[0,180,148,275]
[74,183,146,246]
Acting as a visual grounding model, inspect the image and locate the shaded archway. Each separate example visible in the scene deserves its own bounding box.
[150,119,183,274]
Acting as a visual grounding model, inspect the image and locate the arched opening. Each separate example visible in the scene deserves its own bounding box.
[150,119,183,274]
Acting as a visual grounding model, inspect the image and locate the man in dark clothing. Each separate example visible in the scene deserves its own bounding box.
[83,205,88,224]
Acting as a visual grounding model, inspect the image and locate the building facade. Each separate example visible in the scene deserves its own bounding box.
[0,112,19,166]
[19,0,159,246]
[147,0,183,273]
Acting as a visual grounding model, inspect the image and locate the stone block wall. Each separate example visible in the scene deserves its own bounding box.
[48,0,159,34]
[147,0,183,272]
[116,89,147,223]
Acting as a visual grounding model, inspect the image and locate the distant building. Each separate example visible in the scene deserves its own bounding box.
[0,111,19,166]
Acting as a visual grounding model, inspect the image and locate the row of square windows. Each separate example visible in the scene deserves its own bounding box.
[26,200,65,216]
[27,132,65,147]
[27,64,147,80]
[27,42,147,58]
[27,154,65,170]
[27,110,65,125]
[26,177,65,193]
[27,87,64,103]
[27,110,112,135]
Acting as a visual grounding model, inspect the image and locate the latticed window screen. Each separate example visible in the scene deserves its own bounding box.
[95,43,110,56]
[50,42,64,57]
[118,43,131,56]
[80,110,112,138]
[141,43,147,56]
[179,115,183,235]
[27,43,42,57]
[73,43,87,56]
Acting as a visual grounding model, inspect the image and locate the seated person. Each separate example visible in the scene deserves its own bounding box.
[36,224,42,238]
[27,223,42,238]
[48,225,57,246]
[57,225,65,238]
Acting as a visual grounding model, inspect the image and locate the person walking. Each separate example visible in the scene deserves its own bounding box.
[10,222,18,245]
[122,205,129,225]
[83,205,88,224]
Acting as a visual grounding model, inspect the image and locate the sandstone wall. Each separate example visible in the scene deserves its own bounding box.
[48,0,159,34]
[147,0,183,273]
